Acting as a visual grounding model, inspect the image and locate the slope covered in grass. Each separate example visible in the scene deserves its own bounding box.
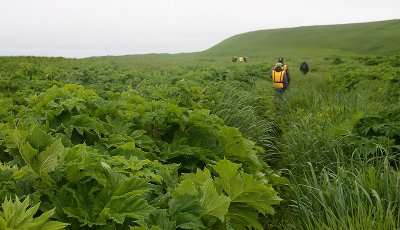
[80,20,400,65]
[200,19,400,62]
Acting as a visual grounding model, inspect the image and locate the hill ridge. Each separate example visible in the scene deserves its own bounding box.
[201,19,400,60]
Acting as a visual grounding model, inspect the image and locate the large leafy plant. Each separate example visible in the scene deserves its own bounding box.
[0,195,68,230]
[143,160,281,230]
[0,60,284,229]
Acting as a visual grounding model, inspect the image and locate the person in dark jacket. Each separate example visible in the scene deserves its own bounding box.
[300,61,309,74]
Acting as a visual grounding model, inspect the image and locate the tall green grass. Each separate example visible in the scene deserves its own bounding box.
[276,75,354,171]
[271,55,400,229]
[208,80,279,156]
[290,154,400,230]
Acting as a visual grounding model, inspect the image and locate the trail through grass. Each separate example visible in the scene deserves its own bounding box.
[272,57,400,229]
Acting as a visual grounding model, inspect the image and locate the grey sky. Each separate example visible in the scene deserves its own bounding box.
[0,0,399,58]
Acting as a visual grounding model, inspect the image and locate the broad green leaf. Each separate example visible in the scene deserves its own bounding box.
[214,126,261,169]
[119,141,136,150]
[107,169,150,197]
[131,129,147,139]
[199,180,230,222]
[168,195,201,217]
[212,160,242,199]
[171,168,230,227]
[232,174,281,215]
[172,179,198,197]
[148,209,176,230]
[183,167,212,187]
[70,114,104,135]
[20,142,38,167]
[6,129,27,150]
[213,160,281,215]
[63,207,100,227]
[104,134,127,148]
[60,170,153,227]
[19,138,64,181]
[107,178,154,221]
[62,97,86,113]
[26,125,53,151]
[106,195,154,224]
[62,114,107,140]
[62,144,108,185]
[38,139,64,175]
[226,204,263,230]
[175,212,206,229]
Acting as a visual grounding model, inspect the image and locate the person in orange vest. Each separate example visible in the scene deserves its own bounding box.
[270,57,290,94]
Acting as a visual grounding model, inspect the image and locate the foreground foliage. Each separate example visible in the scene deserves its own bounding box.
[0,195,69,230]
[0,58,281,229]
[1,54,399,229]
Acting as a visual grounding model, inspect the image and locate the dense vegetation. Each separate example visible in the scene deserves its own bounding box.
[0,57,283,229]
[1,20,399,229]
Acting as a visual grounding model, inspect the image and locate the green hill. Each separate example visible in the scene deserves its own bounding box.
[200,19,400,62]
[80,19,399,66]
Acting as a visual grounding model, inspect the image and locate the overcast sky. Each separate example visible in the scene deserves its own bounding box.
[0,0,399,58]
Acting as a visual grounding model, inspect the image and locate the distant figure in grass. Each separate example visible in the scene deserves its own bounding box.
[232,56,237,62]
[300,60,309,75]
[239,56,244,62]
[270,57,290,94]
[244,56,248,62]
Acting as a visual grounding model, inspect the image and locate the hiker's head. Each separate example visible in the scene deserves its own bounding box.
[278,57,284,63]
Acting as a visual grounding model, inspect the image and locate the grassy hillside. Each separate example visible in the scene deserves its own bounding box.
[82,19,400,66]
[200,19,400,62]
[2,20,399,66]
